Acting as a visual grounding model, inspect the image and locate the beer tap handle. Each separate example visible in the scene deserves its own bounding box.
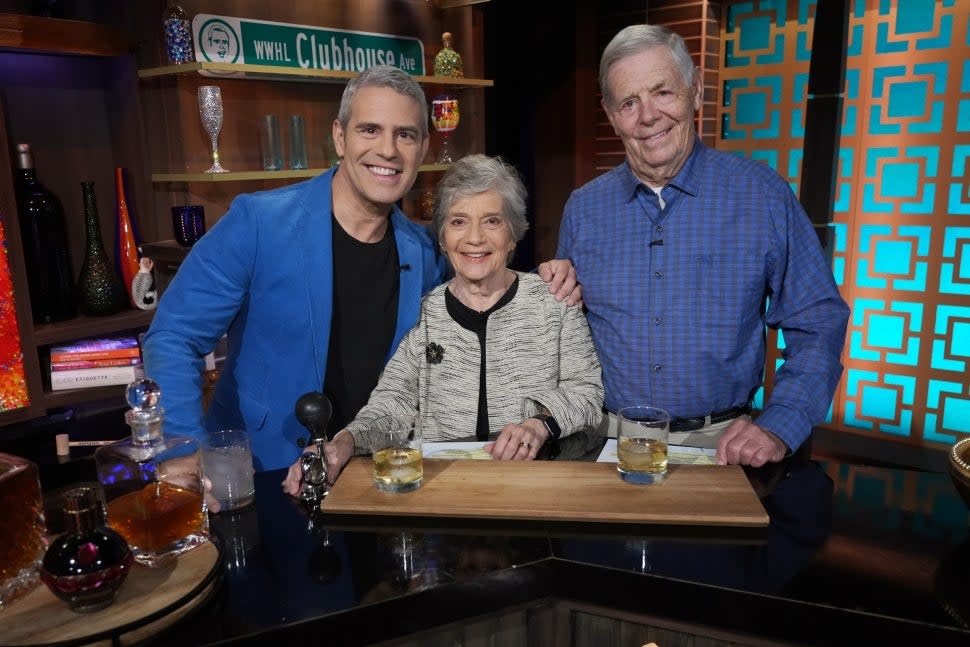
[295,392,333,506]
[295,391,332,446]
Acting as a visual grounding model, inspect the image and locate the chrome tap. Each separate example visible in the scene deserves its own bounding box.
[295,391,332,507]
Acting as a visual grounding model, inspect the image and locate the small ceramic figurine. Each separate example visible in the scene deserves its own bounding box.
[132,257,158,310]
[433,32,464,78]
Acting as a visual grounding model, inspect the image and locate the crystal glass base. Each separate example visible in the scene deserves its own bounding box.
[618,469,667,484]
[0,565,40,610]
[436,140,454,164]
[375,478,422,493]
[204,163,229,174]
[131,531,209,568]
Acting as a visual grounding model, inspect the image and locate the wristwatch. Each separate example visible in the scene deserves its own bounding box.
[531,413,562,440]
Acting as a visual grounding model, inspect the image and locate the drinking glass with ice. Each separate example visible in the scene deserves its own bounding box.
[367,415,423,493]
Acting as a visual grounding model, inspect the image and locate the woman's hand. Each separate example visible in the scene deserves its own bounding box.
[280,431,356,496]
[323,431,355,485]
[485,419,549,460]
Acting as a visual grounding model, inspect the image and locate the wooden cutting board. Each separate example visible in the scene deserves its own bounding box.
[0,540,220,647]
[322,459,768,528]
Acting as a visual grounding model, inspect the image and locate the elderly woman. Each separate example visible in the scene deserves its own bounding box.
[285,155,602,489]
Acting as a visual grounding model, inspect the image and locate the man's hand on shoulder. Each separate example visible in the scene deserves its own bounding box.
[715,418,787,467]
[538,259,583,308]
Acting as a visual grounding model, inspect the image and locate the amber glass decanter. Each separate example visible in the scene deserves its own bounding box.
[95,379,208,566]
[0,453,46,609]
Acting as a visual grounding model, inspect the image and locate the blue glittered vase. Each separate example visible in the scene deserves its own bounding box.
[163,1,194,64]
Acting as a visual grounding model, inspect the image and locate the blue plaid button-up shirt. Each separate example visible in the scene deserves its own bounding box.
[557,139,849,452]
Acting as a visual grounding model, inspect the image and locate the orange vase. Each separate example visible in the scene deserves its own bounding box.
[114,168,140,307]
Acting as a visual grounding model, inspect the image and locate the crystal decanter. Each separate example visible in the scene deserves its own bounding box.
[95,379,209,566]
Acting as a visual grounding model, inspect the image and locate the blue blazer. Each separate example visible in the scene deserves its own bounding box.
[143,170,445,470]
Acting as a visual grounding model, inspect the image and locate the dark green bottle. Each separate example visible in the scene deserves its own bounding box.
[77,182,127,316]
[13,143,77,324]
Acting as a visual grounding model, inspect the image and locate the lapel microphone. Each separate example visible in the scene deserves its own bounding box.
[399,264,411,271]
[649,239,664,247]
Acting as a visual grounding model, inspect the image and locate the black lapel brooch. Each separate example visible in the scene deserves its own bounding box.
[425,342,444,364]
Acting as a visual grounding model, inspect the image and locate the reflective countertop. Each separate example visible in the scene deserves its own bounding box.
[20,429,970,646]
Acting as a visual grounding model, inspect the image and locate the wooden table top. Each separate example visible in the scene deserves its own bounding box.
[322,458,769,528]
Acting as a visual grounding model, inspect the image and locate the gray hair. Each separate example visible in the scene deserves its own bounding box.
[337,65,429,139]
[599,24,696,106]
[431,154,529,249]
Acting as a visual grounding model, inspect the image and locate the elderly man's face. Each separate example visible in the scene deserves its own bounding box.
[603,46,702,187]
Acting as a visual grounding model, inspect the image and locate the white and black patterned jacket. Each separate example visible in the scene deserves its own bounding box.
[347,272,604,447]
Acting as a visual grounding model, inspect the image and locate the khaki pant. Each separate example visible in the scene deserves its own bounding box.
[597,410,751,448]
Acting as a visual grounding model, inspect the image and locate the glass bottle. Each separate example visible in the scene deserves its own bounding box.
[77,181,128,316]
[0,452,46,609]
[39,487,133,613]
[433,32,464,78]
[163,1,194,65]
[12,143,77,324]
[114,167,140,307]
[95,378,209,567]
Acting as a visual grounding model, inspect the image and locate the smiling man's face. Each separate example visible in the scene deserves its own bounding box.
[603,46,702,187]
[332,85,429,213]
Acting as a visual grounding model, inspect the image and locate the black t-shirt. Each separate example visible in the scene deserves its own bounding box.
[323,215,399,437]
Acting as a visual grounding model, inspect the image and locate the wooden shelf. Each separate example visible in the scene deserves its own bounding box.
[152,164,450,183]
[0,13,128,57]
[32,309,155,347]
[137,61,494,88]
[42,385,128,410]
[437,0,491,7]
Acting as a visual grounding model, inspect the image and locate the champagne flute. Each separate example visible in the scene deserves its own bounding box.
[431,96,460,164]
[198,85,229,173]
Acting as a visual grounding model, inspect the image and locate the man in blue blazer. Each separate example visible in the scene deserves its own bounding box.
[143,66,577,479]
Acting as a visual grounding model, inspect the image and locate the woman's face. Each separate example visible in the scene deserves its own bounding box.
[442,189,516,286]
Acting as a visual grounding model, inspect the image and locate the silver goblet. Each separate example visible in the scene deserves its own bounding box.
[198,85,229,173]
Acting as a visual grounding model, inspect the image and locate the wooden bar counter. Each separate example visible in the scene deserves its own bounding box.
[4,429,969,646]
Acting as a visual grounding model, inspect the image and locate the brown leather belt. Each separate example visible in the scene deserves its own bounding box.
[669,403,752,432]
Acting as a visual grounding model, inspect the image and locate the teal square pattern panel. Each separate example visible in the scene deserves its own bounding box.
[718,0,970,447]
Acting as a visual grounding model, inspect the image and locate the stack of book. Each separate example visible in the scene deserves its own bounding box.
[48,335,144,391]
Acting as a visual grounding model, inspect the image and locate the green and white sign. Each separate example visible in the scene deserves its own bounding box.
[192,14,425,76]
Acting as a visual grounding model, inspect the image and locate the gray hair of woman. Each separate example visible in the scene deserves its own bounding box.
[599,24,696,107]
[430,154,530,251]
[337,65,429,139]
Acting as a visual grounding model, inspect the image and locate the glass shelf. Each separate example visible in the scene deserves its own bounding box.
[137,62,494,88]
[152,164,450,183]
